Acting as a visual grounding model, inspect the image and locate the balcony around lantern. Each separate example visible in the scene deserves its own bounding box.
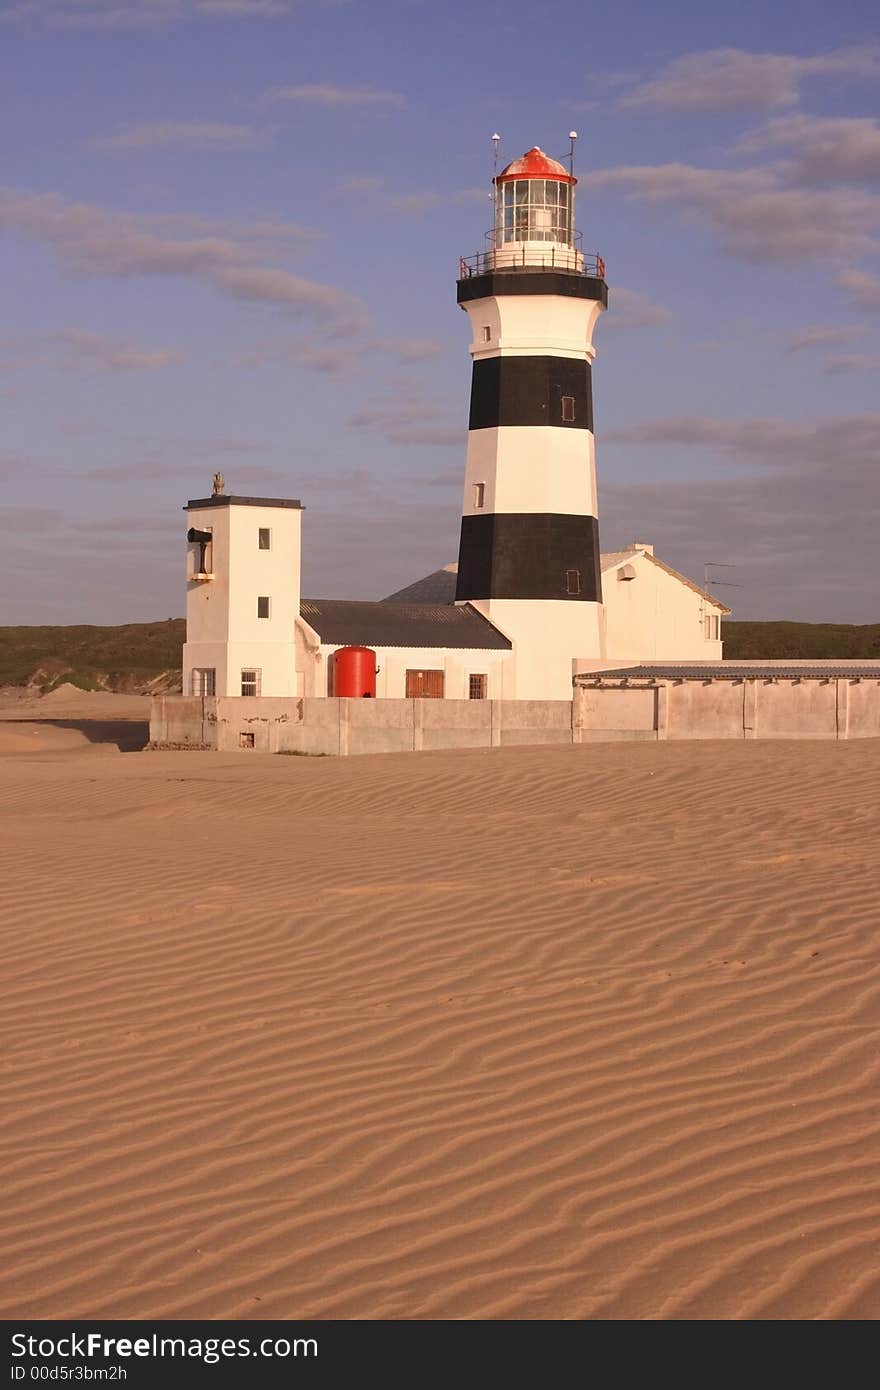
[459,230,605,281]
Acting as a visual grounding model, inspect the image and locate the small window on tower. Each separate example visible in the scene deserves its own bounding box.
[481,326,491,343]
[561,396,576,422]
[566,569,581,595]
[469,674,487,700]
[257,596,270,619]
[241,669,261,697]
[473,482,485,510]
[258,528,271,550]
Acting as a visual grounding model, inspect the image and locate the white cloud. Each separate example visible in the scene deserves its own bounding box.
[348,385,463,447]
[0,188,365,330]
[620,46,880,112]
[784,324,866,353]
[741,113,880,187]
[0,327,186,373]
[828,354,880,373]
[93,120,272,152]
[50,328,186,371]
[601,287,671,333]
[239,335,445,374]
[599,412,880,620]
[603,411,880,471]
[263,84,404,109]
[586,163,880,262]
[1,0,293,29]
[836,268,880,310]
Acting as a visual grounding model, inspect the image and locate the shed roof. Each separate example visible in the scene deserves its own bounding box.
[577,662,880,682]
[300,598,512,650]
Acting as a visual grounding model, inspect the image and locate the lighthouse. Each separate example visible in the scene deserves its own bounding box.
[455,141,608,698]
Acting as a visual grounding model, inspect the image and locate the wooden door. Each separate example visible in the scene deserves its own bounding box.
[405,669,445,698]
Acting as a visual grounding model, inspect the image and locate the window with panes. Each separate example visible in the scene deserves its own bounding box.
[496,179,573,244]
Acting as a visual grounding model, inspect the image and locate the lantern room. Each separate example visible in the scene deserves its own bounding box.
[494,146,575,247]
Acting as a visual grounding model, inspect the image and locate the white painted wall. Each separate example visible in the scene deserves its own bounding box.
[602,551,724,662]
[183,500,301,697]
[470,598,603,700]
[462,426,598,517]
[488,242,583,275]
[314,643,515,701]
[464,291,604,362]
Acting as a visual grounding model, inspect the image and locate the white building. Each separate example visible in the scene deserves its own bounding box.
[599,544,728,664]
[182,483,302,698]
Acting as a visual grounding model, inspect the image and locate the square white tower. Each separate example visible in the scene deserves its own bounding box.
[182,490,303,699]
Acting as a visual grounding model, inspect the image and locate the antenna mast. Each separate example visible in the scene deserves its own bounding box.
[568,130,578,179]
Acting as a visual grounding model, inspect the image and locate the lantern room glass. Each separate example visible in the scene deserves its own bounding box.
[495,179,573,245]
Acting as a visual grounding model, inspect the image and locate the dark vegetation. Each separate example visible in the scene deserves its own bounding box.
[722,621,880,661]
[0,620,185,693]
[1,618,878,694]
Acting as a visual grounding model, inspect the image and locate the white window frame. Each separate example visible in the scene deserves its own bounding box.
[241,668,262,697]
[192,667,216,697]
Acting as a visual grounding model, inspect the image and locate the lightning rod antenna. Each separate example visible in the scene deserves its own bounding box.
[568,130,578,179]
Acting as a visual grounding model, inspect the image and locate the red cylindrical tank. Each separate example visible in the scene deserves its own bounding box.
[333,646,377,698]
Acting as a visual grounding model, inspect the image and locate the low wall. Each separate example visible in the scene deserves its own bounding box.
[149,695,578,755]
[150,676,880,755]
[573,676,880,741]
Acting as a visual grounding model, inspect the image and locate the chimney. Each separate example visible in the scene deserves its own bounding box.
[631,540,653,555]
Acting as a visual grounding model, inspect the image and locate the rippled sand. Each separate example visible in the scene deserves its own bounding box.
[2,694,879,1319]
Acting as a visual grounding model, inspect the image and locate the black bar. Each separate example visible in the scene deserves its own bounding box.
[456,513,602,602]
[469,356,593,432]
[458,269,609,307]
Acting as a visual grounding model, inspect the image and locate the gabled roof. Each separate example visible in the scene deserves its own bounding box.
[384,552,730,614]
[300,598,512,650]
[601,548,731,614]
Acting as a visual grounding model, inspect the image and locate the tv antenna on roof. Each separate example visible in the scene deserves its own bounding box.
[704,561,742,590]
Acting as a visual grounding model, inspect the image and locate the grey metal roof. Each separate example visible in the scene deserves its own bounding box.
[300,599,512,650]
[578,663,880,682]
[382,568,458,604]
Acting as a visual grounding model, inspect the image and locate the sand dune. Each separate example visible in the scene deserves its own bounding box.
[1,701,879,1319]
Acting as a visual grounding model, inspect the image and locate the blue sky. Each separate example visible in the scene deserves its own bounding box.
[2,0,879,623]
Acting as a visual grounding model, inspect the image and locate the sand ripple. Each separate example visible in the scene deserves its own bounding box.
[1,737,879,1319]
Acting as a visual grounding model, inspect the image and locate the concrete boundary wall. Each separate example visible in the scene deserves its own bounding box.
[573,677,880,742]
[149,695,576,755]
[150,677,880,754]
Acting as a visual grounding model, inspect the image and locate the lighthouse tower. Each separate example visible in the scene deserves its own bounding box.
[455,142,608,699]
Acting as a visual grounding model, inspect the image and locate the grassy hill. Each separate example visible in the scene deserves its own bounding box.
[722,621,880,661]
[1,617,878,693]
[0,620,185,693]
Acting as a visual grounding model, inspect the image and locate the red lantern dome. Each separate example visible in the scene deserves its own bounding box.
[495,146,575,186]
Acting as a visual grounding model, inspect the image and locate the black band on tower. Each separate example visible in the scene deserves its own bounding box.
[469,356,593,431]
[456,513,602,602]
[458,271,608,308]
